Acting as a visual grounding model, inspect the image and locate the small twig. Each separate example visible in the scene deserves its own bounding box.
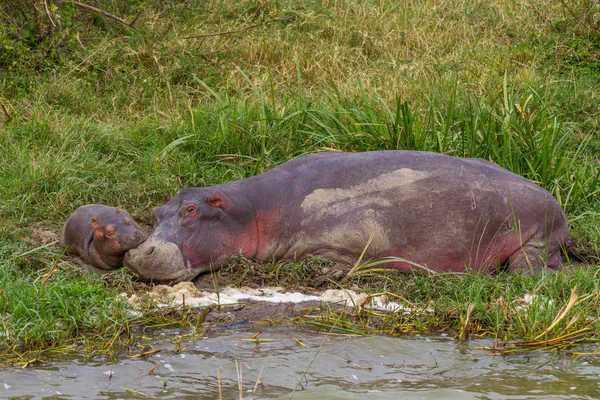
[129,8,143,28]
[70,1,136,29]
[158,22,173,41]
[75,32,87,50]
[131,349,161,358]
[136,363,159,380]
[184,15,295,39]
[524,0,551,24]
[217,368,222,400]
[250,331,261,339]
[252,366,264,394]
[42,0,56,28]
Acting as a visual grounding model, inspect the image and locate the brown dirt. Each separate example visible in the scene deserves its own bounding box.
[25,223,60,246]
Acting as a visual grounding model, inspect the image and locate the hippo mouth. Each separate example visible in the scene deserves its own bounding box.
[124,238,200,283]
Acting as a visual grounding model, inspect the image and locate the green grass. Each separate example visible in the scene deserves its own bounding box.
[1,0,600,361]
[347,266,600,345]
[0,228,122,357]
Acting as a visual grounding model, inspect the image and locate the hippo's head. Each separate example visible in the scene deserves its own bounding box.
[124,188,258,283]
[91,207,149,269]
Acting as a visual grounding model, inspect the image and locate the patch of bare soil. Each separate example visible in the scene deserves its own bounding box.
[25,223,60,246]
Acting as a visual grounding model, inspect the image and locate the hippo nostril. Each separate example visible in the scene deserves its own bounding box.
[146,246,155,256]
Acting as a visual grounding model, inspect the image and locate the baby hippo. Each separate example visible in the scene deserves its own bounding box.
[60,204,148,270]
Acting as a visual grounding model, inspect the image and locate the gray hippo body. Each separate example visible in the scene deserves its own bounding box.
[124,151,571,283]
[61,204,148,270]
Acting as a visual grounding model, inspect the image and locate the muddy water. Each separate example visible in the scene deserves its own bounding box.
[2,323,600,400]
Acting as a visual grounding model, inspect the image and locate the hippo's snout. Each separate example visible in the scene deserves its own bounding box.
[123,236,198,283]
[123,229,149,249]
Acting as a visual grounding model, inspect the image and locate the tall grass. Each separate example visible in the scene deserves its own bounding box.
[162,73,599,213]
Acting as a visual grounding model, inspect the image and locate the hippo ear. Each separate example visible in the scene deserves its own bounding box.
[90,217,99,230]
[115,208,121,215]
[163,195,170,205]
[208,195,224,208]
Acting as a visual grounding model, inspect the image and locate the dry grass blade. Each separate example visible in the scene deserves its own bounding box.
[459,303,474,340]
[235,359,243,400]
[102,325,125,352]
[483,328,593,355]
[573,346,600,356]
[33,267,60,289]
[22,358,46,368]
[347,256,439,278]
[131,349,161,358]
[293,338,308,347]
[136,363,159,380]
[252,366,264,395]
[10,241,58,260]
[344,232,376,279]
[241,338,274,343]
[217,368,222,400]
[241,331,270,343]
[533,286,579,341]
[0,100,12,121]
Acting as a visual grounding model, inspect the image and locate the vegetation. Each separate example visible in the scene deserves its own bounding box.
[1,0,600,362]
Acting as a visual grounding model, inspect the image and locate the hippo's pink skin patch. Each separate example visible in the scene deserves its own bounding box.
[181,242,194,271]
[252,208,286,261]
[180,226,259,271]
[234,222,259,260]
[181,239,227,271]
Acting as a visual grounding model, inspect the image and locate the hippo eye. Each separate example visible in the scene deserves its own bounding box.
[186,205,196,214]
[105,226,116,237]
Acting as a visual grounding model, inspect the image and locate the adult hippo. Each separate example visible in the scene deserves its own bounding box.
[125,150,571,283]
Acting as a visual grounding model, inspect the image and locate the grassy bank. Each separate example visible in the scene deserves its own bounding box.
[1,0,600,361]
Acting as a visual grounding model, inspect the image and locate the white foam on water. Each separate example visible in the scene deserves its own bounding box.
[127,282,424,313]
